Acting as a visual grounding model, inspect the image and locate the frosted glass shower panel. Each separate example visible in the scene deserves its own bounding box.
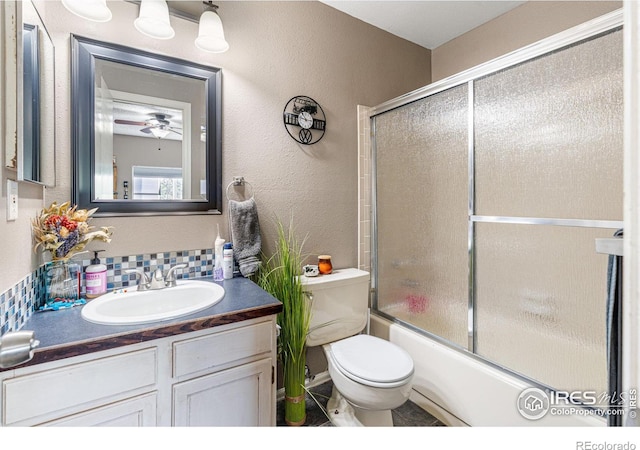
[375,85,469,347]
[474,29,623,220]
[475,223,611,393]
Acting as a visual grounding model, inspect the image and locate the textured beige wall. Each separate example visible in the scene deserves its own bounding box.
[431,1,622,82]
[0,172,43,293]
[0,0,431,293]
[2,0,622,294]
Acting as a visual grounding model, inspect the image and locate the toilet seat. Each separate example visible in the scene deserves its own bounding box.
[329,334,414,389]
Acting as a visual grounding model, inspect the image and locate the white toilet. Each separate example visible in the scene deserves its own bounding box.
[302,268,414,426]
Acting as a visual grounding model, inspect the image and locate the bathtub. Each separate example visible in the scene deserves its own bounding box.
[369,313,606,427]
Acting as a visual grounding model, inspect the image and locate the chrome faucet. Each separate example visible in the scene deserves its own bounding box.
[126,264,187,291]
[165,264,187,287]
[149,268,167,290]
[126,268,151,291]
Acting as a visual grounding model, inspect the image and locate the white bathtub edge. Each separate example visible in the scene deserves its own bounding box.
[370,314,606,427]
[409,388,469,426]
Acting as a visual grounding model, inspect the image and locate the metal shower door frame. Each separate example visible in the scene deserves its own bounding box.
[370,9,624,371]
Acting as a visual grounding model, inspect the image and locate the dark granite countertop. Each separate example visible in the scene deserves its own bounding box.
[4,276,282,372]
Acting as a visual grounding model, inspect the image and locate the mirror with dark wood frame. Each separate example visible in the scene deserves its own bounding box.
[71,35,222,216]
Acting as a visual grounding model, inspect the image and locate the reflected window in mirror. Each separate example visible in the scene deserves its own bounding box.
[71,35,222,216]
[132,166,183,200]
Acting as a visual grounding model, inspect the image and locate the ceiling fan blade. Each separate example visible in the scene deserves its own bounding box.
[115,119,147,126]
[140,127,153,134]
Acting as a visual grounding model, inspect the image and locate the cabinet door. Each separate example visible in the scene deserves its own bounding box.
[42,393,157,427]
[2,348,157,426]
[173,358,273,426]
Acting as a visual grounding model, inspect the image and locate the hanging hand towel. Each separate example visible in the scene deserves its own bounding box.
[229,198,262,277]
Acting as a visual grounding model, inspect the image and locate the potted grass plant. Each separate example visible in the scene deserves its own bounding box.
[257,219,311,426]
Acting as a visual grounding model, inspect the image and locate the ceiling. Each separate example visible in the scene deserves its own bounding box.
[167,1,527,50]
[318,1,527,49]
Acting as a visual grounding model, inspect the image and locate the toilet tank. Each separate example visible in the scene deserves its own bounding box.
[302,268,370,347]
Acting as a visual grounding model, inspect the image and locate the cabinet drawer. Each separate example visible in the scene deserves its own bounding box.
[3,348,156,426]
[173,321,273,378]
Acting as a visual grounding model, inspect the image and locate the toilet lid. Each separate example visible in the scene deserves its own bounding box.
[330,335,414,386]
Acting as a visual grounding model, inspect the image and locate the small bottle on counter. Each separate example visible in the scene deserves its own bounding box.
[214,224,225,281]
[318,255,333,275]
[223,242,234,279]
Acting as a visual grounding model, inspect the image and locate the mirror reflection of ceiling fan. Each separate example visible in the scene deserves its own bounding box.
[114,113,183,139]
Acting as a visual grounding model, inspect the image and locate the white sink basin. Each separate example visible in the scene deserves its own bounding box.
[81,280,225,325]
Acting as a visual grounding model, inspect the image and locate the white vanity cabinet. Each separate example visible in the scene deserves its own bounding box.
[173,358,273,426]
[171,320,275,426]
[0,316,277,427]
[44,393,159,427]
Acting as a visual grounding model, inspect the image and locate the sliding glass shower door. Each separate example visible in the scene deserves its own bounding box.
[373,25,623,394]
[375,84,469,347]
[472,29,623,393]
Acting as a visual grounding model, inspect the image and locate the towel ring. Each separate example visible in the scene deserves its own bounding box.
[226,177,255,201]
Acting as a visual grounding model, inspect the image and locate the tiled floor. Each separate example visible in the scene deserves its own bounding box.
[276,380,445,427]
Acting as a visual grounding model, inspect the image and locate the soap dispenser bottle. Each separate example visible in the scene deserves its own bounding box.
[86,251,107,298]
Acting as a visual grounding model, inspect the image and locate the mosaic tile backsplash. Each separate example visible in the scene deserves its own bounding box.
[0,248,216,336]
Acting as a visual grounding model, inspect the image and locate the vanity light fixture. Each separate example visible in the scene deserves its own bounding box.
[134,0,175,40]
[195,2,229,53]
[74,1,231,52]
[61,0,112,22]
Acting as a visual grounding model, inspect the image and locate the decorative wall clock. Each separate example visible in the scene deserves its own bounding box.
[283,96,326,145]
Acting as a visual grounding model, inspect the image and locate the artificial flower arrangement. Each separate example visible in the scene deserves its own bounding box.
[32,201,113,261]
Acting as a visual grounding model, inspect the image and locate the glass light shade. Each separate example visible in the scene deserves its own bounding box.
[62,0,112,22]
[195,10,229,53]
[150,127,171,139]
[134,0,175,40]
